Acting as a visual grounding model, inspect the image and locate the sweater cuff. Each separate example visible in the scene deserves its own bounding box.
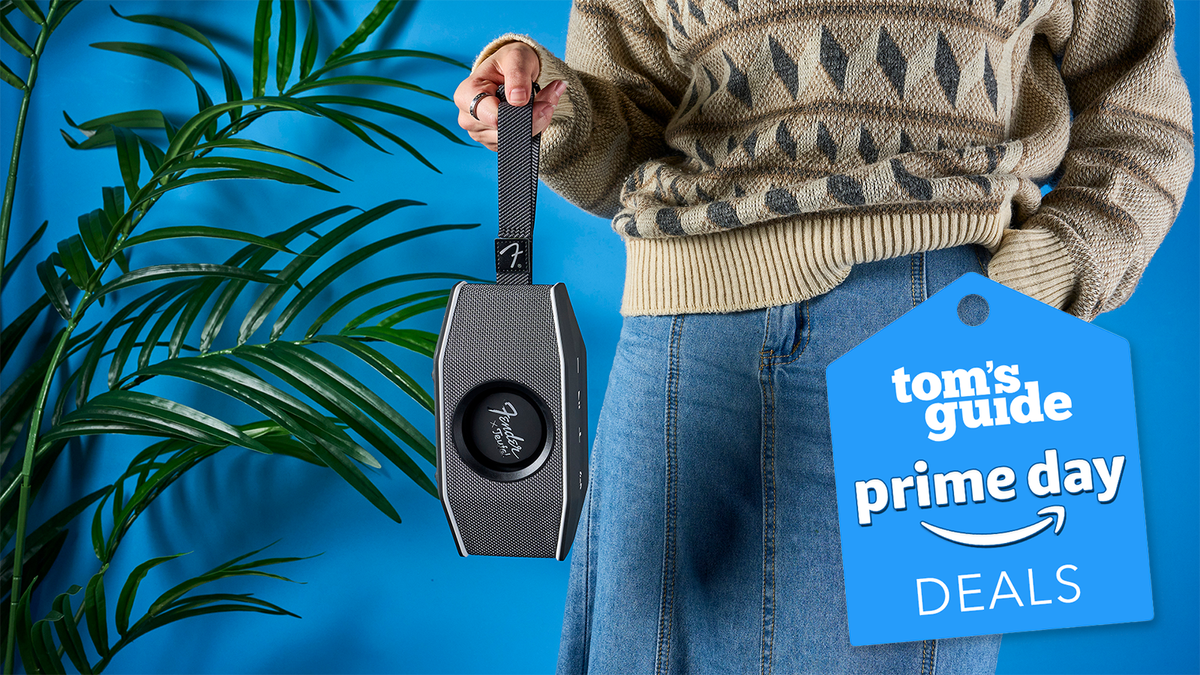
[986,226,1076,313]
[472,33,577,120]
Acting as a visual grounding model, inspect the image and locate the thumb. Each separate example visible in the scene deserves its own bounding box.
[496,42,541,106]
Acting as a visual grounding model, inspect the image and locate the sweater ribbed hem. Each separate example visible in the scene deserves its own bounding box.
[620,209,1014,316]
[986,227,1076,312]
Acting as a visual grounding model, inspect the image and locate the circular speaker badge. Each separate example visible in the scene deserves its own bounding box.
[452,380,555,481]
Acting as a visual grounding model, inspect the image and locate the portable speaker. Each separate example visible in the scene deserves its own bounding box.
[432,85,589,559]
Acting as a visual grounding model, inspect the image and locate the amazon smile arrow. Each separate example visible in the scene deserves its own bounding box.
[920,505,1066,548]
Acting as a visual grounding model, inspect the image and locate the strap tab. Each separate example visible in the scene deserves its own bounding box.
[495,237,530,275]
[495,83,541,285]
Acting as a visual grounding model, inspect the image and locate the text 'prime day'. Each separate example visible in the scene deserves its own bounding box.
[855,450,1126,526]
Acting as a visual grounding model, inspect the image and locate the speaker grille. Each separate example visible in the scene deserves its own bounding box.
[441,284,563,557]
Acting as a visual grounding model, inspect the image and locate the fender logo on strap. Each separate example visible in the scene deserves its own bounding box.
[496,238,529,272]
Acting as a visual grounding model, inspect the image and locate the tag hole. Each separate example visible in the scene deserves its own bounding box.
[957,294,989,326]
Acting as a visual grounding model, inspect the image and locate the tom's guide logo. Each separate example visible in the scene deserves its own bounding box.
[827,274,1152,646]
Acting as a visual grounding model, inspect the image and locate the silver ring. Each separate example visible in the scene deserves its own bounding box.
[469,91,492,121]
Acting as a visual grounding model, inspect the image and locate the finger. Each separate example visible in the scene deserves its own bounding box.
[454,83,498,131]
[533,79,566,105]
[496,44,541,106]
[531,80,566,135]
[474,94,500,128]
[459,101,498,139]
[468,128,497,151]
[453,76,495,115]
[489,78,565,137]
[459,108,488,136]
[532,102,556,136]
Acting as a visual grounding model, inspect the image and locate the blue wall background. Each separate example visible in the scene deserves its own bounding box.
[0,1,1195,673]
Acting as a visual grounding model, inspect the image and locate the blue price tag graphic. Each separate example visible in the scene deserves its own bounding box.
[827,274,1152,646]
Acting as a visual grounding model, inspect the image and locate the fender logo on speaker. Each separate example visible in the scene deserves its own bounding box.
[486,400,526,458]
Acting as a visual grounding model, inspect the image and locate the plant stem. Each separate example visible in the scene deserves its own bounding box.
[3,316,75,675]
[0,4,56,286]
[1,10,68,668]
[2,89,175,670]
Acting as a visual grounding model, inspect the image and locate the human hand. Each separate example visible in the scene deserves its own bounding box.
[455,41,567,152]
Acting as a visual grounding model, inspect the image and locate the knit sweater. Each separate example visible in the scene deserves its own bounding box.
[473,0,1193,319]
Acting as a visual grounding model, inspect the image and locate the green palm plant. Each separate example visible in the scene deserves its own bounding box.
[1,0,480,671]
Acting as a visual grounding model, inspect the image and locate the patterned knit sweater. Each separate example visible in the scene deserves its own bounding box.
[473,0,1193,319]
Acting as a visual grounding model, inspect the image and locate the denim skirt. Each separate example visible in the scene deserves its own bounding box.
[557,245,1001,675]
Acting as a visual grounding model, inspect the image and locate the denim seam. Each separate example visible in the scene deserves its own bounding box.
[762,303,810,364]
[775,300,811,366]
[920,638,938,675]
[921,251,928,302]
[910,254,919,308]
[974,245,990,275]
[907,251,916,306]
[761,305,775,356]
[654,315,684,675]
[758,360,778,675]
[581,442,594,675]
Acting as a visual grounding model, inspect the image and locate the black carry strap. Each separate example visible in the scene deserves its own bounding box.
[495,83,541,285]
